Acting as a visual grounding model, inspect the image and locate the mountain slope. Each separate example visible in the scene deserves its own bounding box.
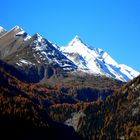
[77,75,140,140]
[0,60,83,140]
[61,36,139,82]
[46,74,140,140]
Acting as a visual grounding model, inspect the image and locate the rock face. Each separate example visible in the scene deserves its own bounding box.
[0,26,77,83]
[65,112,86,131]
[0,26,6,37]
[0,26,22,58]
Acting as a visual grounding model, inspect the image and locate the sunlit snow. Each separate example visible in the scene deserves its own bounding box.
[61,35,139,82]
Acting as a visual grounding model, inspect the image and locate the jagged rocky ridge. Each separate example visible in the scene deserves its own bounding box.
[0,26,77,82]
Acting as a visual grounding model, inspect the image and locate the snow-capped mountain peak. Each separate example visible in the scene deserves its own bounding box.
[35,33,43,38]
[33,33,43,42]
[63,36,92,58]
[70,35,81,42]
[61,36,139,82]
[68,35,87,47]
[0,26,6,36]
[12,26,23,31]
[14,26,31,41]
[0,26,5,32]
[0,25,138,82]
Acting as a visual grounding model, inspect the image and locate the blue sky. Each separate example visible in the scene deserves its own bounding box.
[1,0,140,72]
